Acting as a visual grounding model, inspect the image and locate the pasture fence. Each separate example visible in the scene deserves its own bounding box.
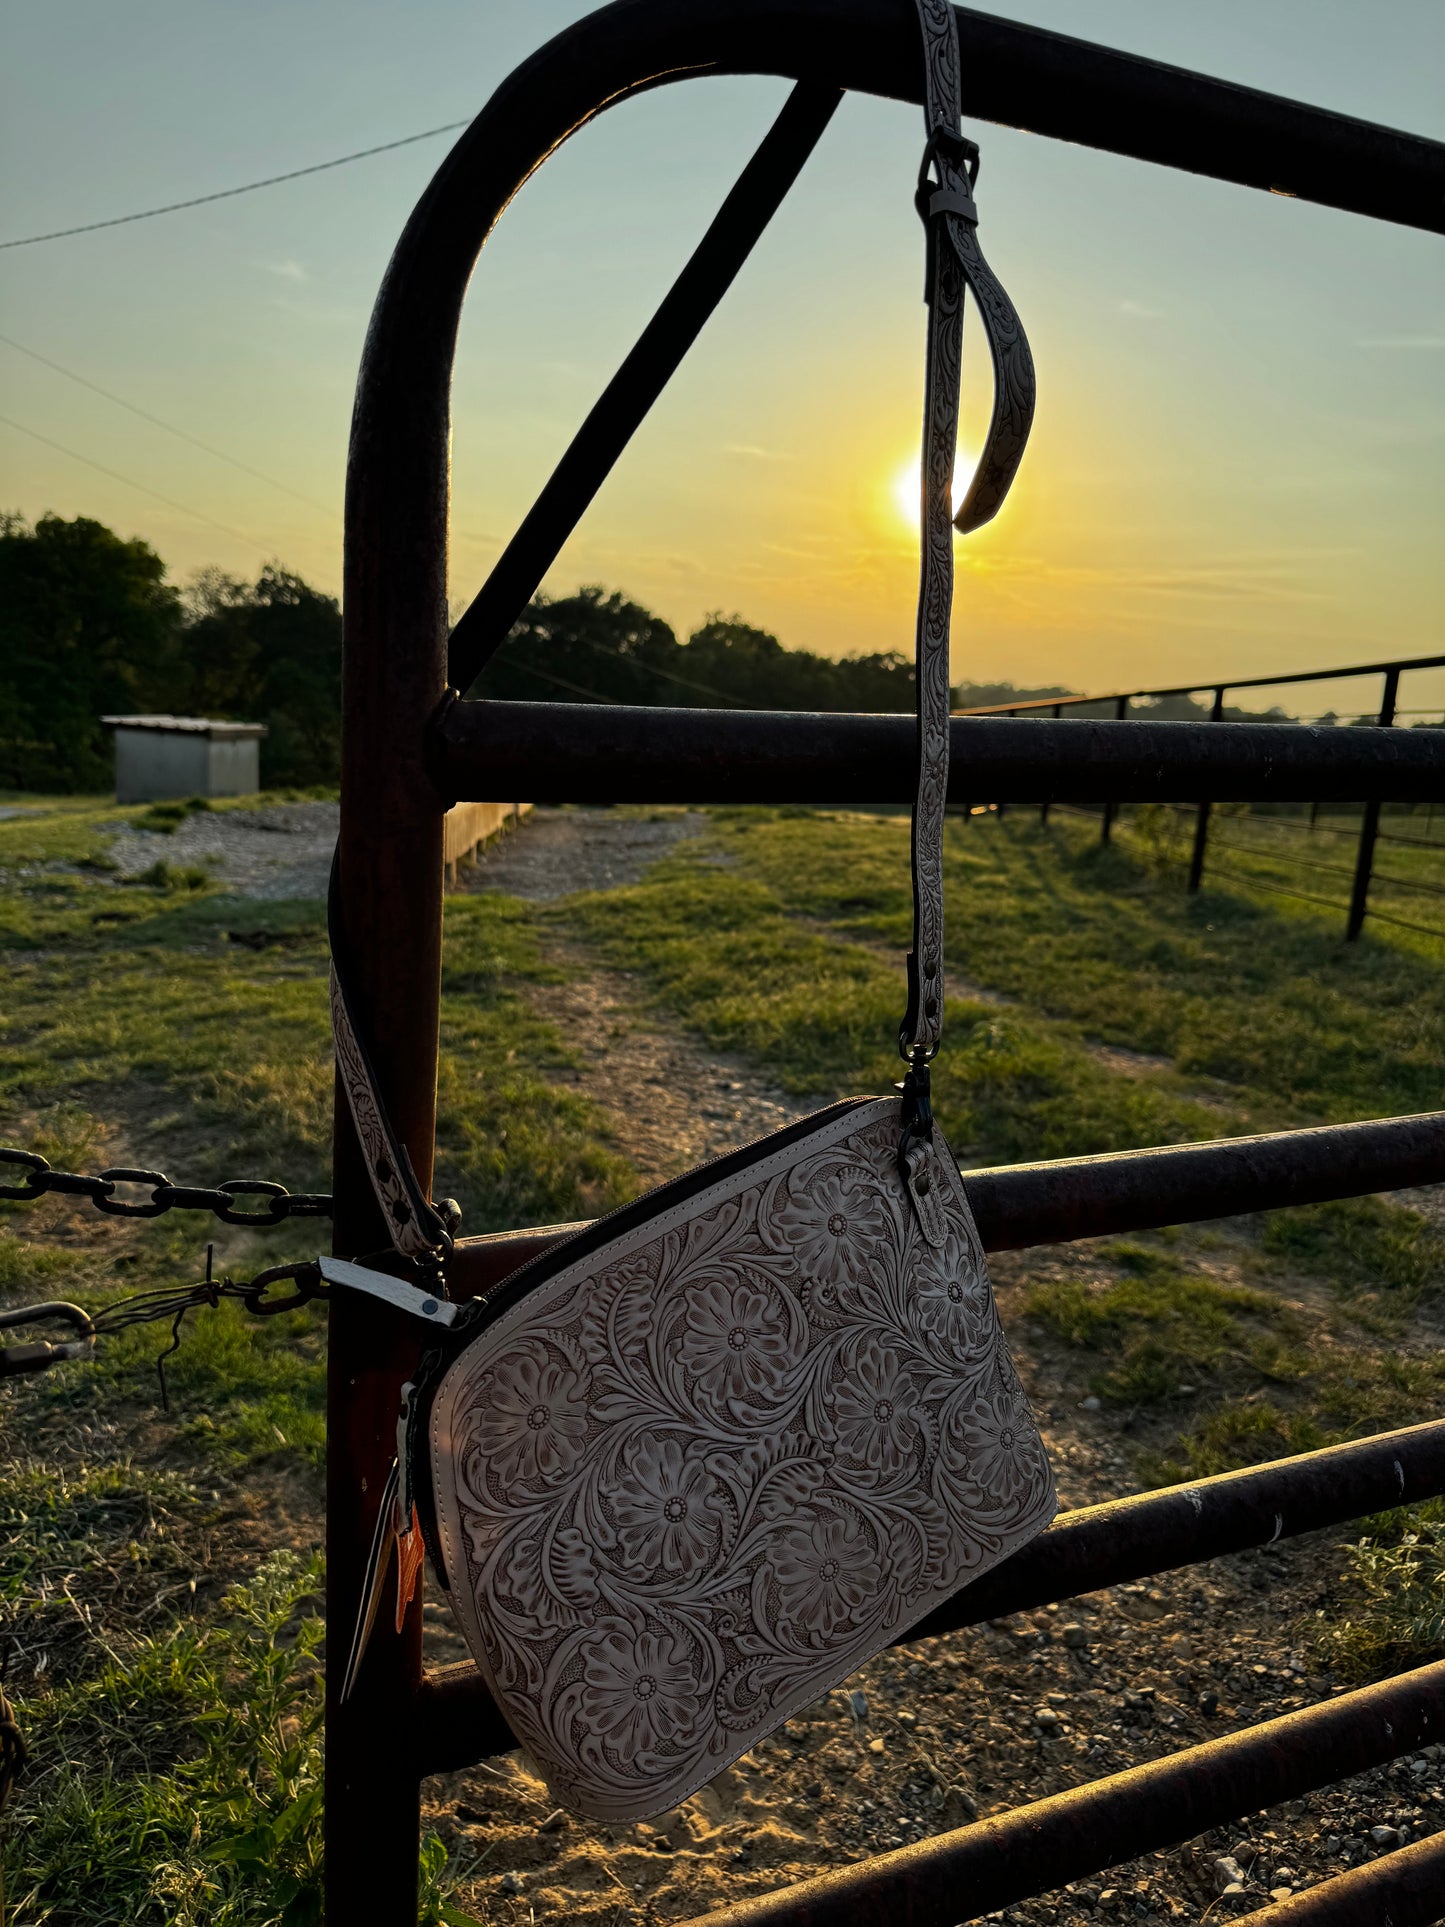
[957,652,1445,943]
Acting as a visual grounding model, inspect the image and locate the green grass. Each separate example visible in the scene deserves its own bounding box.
[1153,801,1445,962]
[2,793,1442,1910]
[697,807,1445,1126]
[1025,1243,1289,1408]
[1254,1195,1445,1316]
[562,808,1444,1491]
[2,845,632,1475]
[6,1542,478,1926]
[1022,1238,1445,1483]
[563,848,1228,1166]
[1314,1504,1445,1683]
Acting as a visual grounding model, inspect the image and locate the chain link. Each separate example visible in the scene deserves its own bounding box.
[0,1148,333,1226]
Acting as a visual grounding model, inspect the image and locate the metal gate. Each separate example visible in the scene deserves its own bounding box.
[328,4,1445,1920]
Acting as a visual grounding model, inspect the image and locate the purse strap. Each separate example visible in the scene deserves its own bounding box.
[899,0,1035,1153]
[328,849,459,1265]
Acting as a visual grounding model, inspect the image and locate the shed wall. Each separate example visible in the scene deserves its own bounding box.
[207,738,261,797]
[114,731,211,804]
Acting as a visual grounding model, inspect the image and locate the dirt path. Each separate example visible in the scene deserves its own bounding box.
[421,815,1444,1923]
[22,803,1438,1922]
[521,939,811,1188]
[461,807,708,901]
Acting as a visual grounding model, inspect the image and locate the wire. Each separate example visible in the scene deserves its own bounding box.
[571,633,748,707]
[0,332,338,521]
[505,660,611,705]
[0,412,263,548]
[0,120,472,249]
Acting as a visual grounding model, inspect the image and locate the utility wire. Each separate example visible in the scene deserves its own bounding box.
[571,632,747,707]
[0,332,338,522]
[0,120,471,250]
[0,413,263,548]
[509,661,610,705]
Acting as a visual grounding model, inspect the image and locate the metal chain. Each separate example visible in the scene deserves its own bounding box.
[0,1148,333,1226]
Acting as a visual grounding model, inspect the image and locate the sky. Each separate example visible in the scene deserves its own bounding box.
[3,1,1442,717]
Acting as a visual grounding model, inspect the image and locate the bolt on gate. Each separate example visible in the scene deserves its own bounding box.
[329,5,1445,1922]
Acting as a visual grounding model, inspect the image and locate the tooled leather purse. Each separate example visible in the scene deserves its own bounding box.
[327,0,1054,1823]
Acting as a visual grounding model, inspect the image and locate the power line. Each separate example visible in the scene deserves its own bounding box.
[0,413,263,548]
[0,119,471,250]
[0,332,338,521]
[509,661,610,705]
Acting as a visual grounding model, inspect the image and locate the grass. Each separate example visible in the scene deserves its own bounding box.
[6,1539,478,1926]
[563,846,1228,1166]
[561,807,1445,1498]
[1,799,628,1920]
[1,791,1442,1903]
[1314,1502,1445,1683]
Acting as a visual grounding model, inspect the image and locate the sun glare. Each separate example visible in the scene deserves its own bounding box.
[890,452,976,532]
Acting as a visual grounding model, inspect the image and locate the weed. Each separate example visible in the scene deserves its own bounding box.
[1315,1511,1445,1682]
[123,860,212,893]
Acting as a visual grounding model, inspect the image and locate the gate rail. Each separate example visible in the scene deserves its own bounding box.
[331,2,1445,1919]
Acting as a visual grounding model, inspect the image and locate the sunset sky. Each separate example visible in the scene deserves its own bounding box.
[3,1,1442,717]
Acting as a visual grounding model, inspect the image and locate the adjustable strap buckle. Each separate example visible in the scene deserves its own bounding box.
[915,127,980,230]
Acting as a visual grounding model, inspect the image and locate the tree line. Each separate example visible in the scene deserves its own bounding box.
[0,514,1071,792]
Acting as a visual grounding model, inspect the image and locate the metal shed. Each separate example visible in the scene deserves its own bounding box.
[102,714,266,804]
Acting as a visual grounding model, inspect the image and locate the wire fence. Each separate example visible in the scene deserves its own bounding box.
[958,652,1445,944]
[1039,800,1445,945]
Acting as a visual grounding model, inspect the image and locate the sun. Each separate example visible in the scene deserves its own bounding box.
[890,451,976,532]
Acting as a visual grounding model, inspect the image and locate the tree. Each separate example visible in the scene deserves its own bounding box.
[0,512,182,790]
[179,565,342,786]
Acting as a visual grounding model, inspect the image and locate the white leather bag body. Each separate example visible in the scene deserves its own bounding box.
[426,1094,1054,1819]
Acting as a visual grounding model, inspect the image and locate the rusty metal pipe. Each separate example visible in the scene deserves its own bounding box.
[1229,1829,1445,1925]
[907,1418,1445,1640]
[444,1113,1445,1299]
[413,1420,1445,1775]
[429,703,1445,806]
[961,1111,1445,1252]
[670,1662,1445,1927]
[448,83,842,693]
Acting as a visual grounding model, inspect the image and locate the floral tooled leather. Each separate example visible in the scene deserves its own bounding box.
[430,1098,1056,1820]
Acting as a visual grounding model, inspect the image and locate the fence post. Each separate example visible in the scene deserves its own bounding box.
[1345,668,1400,939]
[1041,704,1060,823]
[1100,695,1128,843]
[1187,686,1226,892]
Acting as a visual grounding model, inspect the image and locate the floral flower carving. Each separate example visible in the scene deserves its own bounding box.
[608,1437,723,1578]
[772,1511,881,1638]
[914,1256,986,1351]
[471,1344,590,1488]
[770,1159,892,1287]
[578,1619,699,1764]
[678,1275,799,1408]
[957,1389,1039,1507]
[828,1337,923,1474]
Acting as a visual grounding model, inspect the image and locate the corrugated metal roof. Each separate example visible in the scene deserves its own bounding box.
[101,715,268,738]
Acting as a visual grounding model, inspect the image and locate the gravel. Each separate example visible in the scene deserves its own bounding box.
[106,802,339,899]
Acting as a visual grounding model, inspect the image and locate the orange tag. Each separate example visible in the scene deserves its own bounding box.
[394,1502,424,1633]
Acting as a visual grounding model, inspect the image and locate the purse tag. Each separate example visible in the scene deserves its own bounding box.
[901,1137,949,1248]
